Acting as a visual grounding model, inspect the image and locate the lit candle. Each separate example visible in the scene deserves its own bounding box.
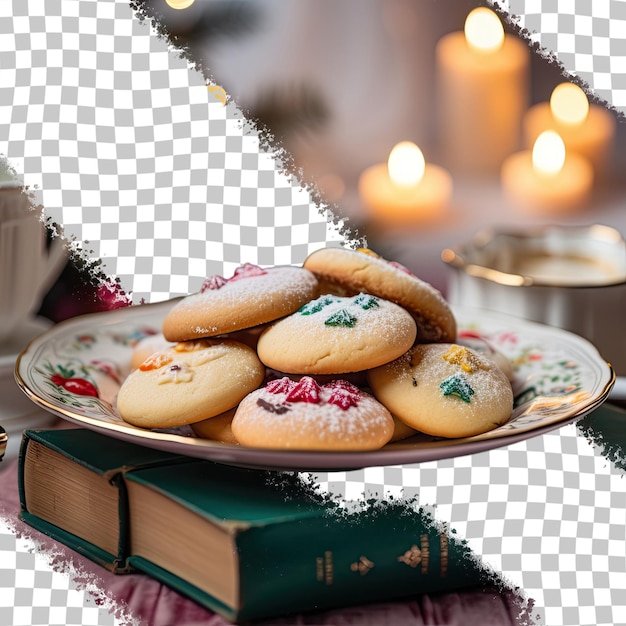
[165,0,195,8]
[523,82,616,178]
[501,130,594,213]
[436,7,529,176]
[358,141,452,223]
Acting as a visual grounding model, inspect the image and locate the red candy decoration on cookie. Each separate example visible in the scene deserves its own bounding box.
[230,263,267,281]
[200,275,227,292]
[326,380,361,410]
[285,377,321,404]
[200,263,267,293]
[265,377,297,395]
[264,376,361,411]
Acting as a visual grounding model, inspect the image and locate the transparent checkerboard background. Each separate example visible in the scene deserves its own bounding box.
[1,1,625,625]
[501,0,626,111]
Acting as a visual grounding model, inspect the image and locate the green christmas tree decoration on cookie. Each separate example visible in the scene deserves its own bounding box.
[299,295,340,316]
[325,309,357,328]
[440,373,475,403]
[353,294,380,310]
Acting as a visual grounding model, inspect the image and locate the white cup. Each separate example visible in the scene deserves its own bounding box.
[0,185,67,344]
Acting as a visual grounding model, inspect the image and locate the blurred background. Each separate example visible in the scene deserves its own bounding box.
[131,0,626,292]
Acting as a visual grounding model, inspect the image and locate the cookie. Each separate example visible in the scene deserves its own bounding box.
[116,339,265,429]
[162,263,319,342]
[256,293,417,374]
[367,343,513,438]
[303,247,456,342]
[390,415,418,442]
[130,333,175,371]
[191,408,238,444]
[231,377,394,450]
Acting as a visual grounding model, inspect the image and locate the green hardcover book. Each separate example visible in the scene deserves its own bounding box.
[124,461,488,623]
[18,428,190,572]
[18,428,491,623]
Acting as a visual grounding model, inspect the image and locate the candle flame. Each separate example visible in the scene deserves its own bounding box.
[464,7,504,53]
[550,82,589,125]
[532,131,566,176]
[165,0,195,8]
[388,141,425,187]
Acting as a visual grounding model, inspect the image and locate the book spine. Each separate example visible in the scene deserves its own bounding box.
[235,508,484,622]
[17,430,133,574]
[112,472,132,573]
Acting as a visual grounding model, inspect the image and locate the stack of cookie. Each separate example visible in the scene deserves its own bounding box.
[116,248,514,451]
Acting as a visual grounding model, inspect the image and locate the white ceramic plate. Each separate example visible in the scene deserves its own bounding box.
[15,301,615,471]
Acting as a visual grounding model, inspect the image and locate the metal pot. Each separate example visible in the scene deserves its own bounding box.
[442,224,626,375]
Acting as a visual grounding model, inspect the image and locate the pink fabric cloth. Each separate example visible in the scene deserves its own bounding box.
[1,427,534,626]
